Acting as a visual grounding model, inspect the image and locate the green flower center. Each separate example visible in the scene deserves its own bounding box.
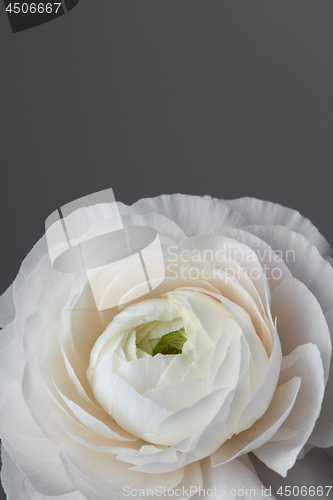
[151,328,187,356]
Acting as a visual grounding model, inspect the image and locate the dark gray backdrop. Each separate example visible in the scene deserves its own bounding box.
[1,1,333,497]
[1,0,333,297]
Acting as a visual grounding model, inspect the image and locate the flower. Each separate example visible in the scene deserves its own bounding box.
[1,194,333,500]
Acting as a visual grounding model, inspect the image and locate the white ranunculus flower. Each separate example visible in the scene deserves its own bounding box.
[1,194,333,500]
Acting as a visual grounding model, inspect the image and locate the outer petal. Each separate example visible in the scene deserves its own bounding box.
[251,448,333,500]
[12,238,50,304]
[1,444,84,500]
[211,226,293,292]
[271,277,331,383]
[244,224,333,446]
[127,194,247,237]
[0,383,75,496]
[178,235,271,318]
[191,456,272,500]
[210,377,301,467]
[0,284,15,328]
[0,334,24,412]
[21,273,74,357]
[311,343,333,448]
[253,344,325,476]
[103,373,172,442]
[222,197,332,256]
[60,440,185,500]
[14,252,58,346]
[202,291,282,432]
[121,211,187,244]
[243,225,333,316]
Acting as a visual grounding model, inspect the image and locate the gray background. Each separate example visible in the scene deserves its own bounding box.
[1,1,333,496]
[1,1,333,297]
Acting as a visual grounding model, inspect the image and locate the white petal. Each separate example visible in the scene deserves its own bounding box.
[144,378,209,412]
[116,440,191,471]
[251,447,333,499]
[118,275,222,313]
[97,258,153,311]
[145,332,265,462]
[221,334,260,436]
[210,377,300,466]
[117,354,177,394]
[165,292,214,357]
[60,440,185,500]
[146,387,230,448]
[22,341,70,444]
[0,283,15,328]
[157,348,197,387]
[172,288,235,344]
[244,225,333,315]
[171,461,203,500]
[173,280,272,355]
[39,326,101,424]
[52,367,135,442]
[21,272,73,356]
[177,252,276,357]
[222,197,332,256]
[56,309,98,408]
[310,312,333,447]
[190,456,269,500]
[52,410,140,454]
[254,343,325,476]
[208,323,241,390]
[0,319,15,350]
[179,235,270,318]
[211,226,293,292]
[14,252,58,346]
[122,453,203,500]
[0,336,24,412]
[69,288,105,367]
[1,443,84,500]
[12,237,49,304]
[119,379,271,473]
[121,211,187,244]
[236,327,282,433]
[118,388,237,473]
[244,226,333,446]
[0,383,74,496]
[182,346,215,384]
[105,373,172,443]
[128,194,246,237]
[271,277,331,383]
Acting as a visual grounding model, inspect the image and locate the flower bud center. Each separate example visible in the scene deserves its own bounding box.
[151,328,187,356]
